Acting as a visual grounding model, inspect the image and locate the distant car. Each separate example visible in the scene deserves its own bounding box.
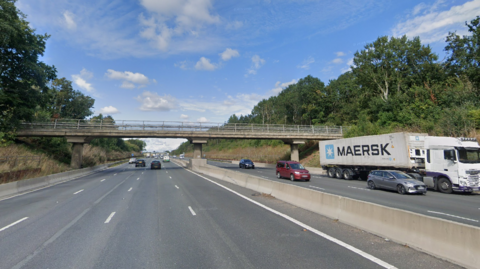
[151,160,161,169]
[179,155,184,159]
[239,159,255,169]
[276,161,310,181]
[129,158,136,164]
[367,170,427,195]
[163,156,170,162]
[173,155,177,158]
[135,159,146,167]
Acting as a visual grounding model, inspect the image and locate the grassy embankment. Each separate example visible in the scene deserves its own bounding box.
[0,140,141,184]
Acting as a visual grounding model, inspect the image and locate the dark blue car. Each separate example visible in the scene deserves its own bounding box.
[239,159,255,169]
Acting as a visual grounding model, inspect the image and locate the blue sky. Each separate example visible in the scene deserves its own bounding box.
[16,0,480,152]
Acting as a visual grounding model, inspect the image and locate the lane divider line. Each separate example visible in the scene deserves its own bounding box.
[114,174,117,176]
[101,179,106,182]
[128,187,132,192]
[427,211,479,222]
[181,166,397,269]
[188,206,196,216]
[73,189,84,195]
[0,217,28,232]
[309,185,325,191]
[169,176,172,179]
[137,177,140,180]
[105,212,116,224]
[175,185,179,189]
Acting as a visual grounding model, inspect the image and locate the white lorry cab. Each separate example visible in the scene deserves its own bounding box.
[423,136,480,193]
[320,133,480,194]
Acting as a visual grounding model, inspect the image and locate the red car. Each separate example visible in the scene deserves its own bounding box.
[276,161,310,181]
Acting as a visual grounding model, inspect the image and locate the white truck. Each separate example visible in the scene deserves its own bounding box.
[319,132,480,193]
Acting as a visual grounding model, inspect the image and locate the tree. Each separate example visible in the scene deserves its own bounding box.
[445,16,480,94]
[49,78,94,119]
[0,0,56,136]
[352,35,439,102]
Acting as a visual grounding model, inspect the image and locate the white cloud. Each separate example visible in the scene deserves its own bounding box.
[341,58,355,73]
[220,48,240,61]
[297,56,315,69]
[331,58,343,64]
[135,91,178,111]
[106,69,150,88]
[195,57,217,71]
[141,138,188,152]
[335,51,346,57]
[270,79,297,95]
[180,114,189,119]
[392,0,480,43]
[246,55,265,76]
[98,106,120,114]
[226,20,243,30]
[72,68,94,93]
[174,60,189,70]
[139,0,221,51]
[197,117,208,122]
[63,11,76,30]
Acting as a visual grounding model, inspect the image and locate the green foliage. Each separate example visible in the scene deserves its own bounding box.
[48,78,94,119]
[0,0,57,135]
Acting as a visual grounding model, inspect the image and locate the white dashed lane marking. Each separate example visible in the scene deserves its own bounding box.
[175,185,179,189]
[0,217,28,232]
[427,211,478,222]
[101,179,106,182]
[104,212,116,224]
[188,206,196,216]
[73,189,84,195]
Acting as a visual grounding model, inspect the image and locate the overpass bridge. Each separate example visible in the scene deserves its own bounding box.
[17,119,347,168]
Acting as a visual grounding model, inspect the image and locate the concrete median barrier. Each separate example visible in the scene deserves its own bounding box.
[0,161,125,200]
[191,163,479,269]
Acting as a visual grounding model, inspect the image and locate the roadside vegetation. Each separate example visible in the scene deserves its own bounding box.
[173,16,480,164]
[0,1,146,182]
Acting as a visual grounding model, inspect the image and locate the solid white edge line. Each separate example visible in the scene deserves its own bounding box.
[427,211,479,222]
[128,187,132,192]
[175,185,179,189]
[181,165,397,269]
[188,206,196,216]
[73,189,84,195]
[104,212,116,223]
[0,217,28,232]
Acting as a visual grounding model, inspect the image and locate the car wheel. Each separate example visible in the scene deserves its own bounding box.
[368,180,376,190]
[252,166,255,169]
[397,185,407,195]
[290,174,295,181]
[335,168,343,179]
[327,167,336,178]
[276,172,281,179]
[437,177,453,194]
[239,164,242,168]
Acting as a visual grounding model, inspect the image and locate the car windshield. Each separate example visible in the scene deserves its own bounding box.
[289,163,305,170]
[457,147,480,164]
[390,171,412,179]
[244,160,253,163]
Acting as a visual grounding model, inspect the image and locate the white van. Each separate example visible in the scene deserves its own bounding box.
[163,156,170,162]
[129,158,137,164]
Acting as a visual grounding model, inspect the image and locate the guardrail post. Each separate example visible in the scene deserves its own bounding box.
[143,121,145,131]
[312,125,314,133]
[100,119,103,129]
[326,126,329,134]
[218,124,220,131]
[235,123,236,132]
[162,121,164,131]
[340,126,343,134]
[283,125,285,132]
[77,120,80,129]
[252,125,253,132]
[267,124,269,133]
[53,119,57,129]
[297,125,299,133]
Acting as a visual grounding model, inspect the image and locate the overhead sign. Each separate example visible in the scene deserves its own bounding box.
[131,153,134,157]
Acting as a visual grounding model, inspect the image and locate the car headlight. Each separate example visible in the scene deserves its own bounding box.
[459,180,467,187]
[405,182,415,187]
[294,171,300,174]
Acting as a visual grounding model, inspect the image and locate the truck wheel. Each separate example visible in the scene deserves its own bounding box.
[343,169,353,180]
[335,168,343,179]
[328,168,336,178]
[437,178,453,194]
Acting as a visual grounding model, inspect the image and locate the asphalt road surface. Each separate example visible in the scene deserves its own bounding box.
[0,159,462,269]
[206,159,480,227]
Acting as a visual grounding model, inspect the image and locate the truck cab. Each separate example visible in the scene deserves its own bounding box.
[423,137,480,193]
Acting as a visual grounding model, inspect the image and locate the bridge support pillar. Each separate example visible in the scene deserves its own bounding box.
[67,137,91,169]
[191,138,207,159]
[283,140,305,162]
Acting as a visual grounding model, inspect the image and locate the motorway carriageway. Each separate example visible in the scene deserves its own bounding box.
[206,160,480,227]
[0,160,462,269]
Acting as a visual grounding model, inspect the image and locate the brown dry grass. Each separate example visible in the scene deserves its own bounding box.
[185,145,290,163]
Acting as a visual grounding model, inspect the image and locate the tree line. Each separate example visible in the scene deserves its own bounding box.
[229,17,480,138]
[0,1,145,162]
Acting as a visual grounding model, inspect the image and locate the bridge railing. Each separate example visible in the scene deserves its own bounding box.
[19,120,347,135]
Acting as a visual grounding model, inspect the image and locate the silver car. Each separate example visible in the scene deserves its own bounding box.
[367,170,427,195]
